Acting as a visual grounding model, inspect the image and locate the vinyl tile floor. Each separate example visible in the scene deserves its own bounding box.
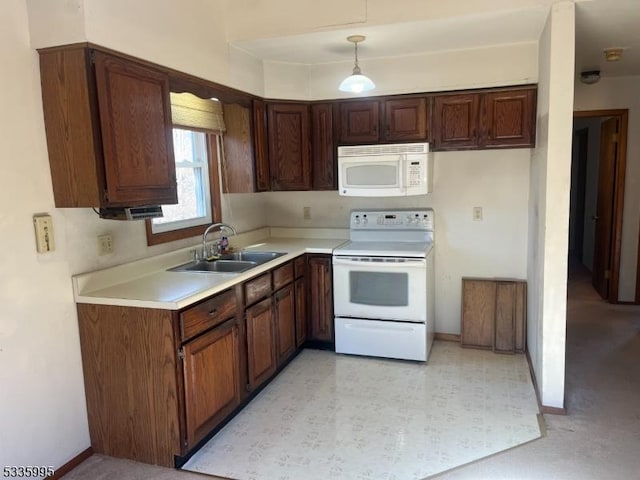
[182,344,541,480]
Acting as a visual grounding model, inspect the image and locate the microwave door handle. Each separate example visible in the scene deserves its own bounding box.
[399,157,406,192]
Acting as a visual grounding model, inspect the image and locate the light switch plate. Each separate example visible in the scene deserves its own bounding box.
[33,214,55,253]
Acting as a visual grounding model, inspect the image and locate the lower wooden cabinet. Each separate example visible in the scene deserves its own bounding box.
[307,254,334,343]
[295,276,307,347]
[75,255,329,467]
[245,297,277,390]
[274,283,296,365]
[182,318,241,449]
[460,277,526,353]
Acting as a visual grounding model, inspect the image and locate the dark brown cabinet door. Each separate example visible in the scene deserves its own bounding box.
[245,298,277,391]
[267,103,311,190]
[182,319,241,449]
[274,284,296,365]
[384,98,428,141]
[307,255,334,343]
[339,100,380,144]
[481,89,536,148]
[295,276,307,347]
[93,51,177,206]
[432,93,480,150]
[311,103,336,190]
[252,99,270,192]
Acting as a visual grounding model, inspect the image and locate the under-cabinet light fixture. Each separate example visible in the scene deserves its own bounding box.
[339,35,375,94]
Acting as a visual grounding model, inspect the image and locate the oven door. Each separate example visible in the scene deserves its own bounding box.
[332,255,427,322]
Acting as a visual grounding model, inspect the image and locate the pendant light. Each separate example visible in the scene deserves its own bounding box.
[339,35,375,94]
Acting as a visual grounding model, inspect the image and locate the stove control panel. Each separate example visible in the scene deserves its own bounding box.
[350,209,434,231]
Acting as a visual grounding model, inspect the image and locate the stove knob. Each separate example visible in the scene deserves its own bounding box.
[354,217,361,225]
[405,215,412,224]
[361,217,368,225]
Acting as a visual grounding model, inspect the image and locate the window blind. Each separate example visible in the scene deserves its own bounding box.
[170,92,226,133]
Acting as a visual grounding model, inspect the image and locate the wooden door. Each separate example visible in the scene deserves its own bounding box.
[311,103,336,190]
[592,117,619,299]
[295,277,307,347]
[339,101,380,144]
[274,284,296,364]
[245,298,277,390]
[432,94,480,150]
[384,98,428,141]
[307,255,334,343]
[93,51,177,206]
[267,103,311,190]
[481,89,535,148]
[182,319,241,449]
[252,99,270,191]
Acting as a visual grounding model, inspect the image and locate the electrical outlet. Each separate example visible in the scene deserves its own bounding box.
[473,206,483,221]
[98,234,114,255]
[33,214,55,253]
[303,206,311,220]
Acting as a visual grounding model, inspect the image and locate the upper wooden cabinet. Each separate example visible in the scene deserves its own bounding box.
[338,97,429,144]
[38,45,177,207]
[252,99,270,192]
[311,103,336,190]
[432,87,536,151]
[480,89,536,148]
[267,103,311,190]
[383,98,428,141]
[339,100,380,143]
[432,93,481,150]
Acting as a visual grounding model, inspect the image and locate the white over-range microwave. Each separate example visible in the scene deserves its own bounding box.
[337,142,432,197]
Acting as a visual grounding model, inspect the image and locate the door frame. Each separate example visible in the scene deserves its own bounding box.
[573,109,628,303]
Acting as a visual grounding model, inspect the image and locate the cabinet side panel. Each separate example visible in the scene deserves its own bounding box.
[77,304,180,467]
[494,282,516,353]
[461,279,496,348]
[39,47,102,206]
[515,281,527,352]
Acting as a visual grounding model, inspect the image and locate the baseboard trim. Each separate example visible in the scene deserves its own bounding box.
[541,405,567,415]
[616,300,638,305]
[47,447,93,480]
[434,332,461,342]
[525,351,566,415]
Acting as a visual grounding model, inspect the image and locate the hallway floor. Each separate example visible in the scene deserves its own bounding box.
[62,268,640,479]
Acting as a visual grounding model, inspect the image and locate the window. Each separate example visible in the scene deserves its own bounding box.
[145,92,224,246]
[151,128,212,233]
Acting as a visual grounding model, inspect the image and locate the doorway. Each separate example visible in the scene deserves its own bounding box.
[570,110,628,303]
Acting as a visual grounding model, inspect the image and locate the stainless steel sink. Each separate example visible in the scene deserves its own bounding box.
[168,251,286,274]
[218,251,285,263]
[169,259,257,274]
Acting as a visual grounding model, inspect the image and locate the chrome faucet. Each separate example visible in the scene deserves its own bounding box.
[201,223,237,259]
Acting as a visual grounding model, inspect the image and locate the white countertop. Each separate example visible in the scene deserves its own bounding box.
[72,235,347,310]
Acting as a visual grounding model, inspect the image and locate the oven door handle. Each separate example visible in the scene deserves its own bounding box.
[332,257,426,268]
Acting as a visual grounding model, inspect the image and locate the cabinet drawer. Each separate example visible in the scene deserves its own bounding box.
[294,256,306,278]
[180,289,237,342]
[273,262,294,290]
[244,273,272,306]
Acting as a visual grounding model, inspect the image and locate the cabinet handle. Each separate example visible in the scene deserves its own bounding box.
[208,309,218,317]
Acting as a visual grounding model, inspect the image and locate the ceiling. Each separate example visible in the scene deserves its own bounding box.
[232,0,640,78]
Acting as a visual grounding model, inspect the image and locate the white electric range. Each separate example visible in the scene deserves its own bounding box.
[332,209,435,362]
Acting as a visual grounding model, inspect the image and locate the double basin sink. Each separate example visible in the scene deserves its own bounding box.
[169,251,286,274]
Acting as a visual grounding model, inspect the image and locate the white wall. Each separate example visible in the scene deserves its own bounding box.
[263,43,537,100]
[527,1,574,409]
[0,0,91,470]
[574,76,640,301]
[266,149,530,334]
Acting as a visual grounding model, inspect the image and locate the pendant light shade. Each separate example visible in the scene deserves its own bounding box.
[339,35,375,93]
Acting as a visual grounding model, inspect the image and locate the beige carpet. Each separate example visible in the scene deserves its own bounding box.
[61,266,640,479]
